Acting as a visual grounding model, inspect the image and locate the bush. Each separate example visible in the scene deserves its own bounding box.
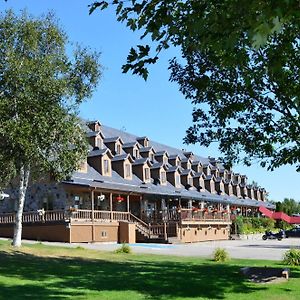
[213,248,230,262]
[283,249,300,266]
[115,243,132,254]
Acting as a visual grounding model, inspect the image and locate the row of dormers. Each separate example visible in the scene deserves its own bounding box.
[85,121,266,201]
[85,147,266,201]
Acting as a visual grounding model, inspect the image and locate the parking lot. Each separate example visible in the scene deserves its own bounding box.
[6,237,300,261]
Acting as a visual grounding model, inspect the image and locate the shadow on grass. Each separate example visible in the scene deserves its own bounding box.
[0,250,291,299]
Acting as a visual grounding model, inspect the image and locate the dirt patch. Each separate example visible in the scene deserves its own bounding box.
[240,267,290,284]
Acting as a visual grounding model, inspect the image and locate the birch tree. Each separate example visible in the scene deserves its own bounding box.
[0,10,101,247]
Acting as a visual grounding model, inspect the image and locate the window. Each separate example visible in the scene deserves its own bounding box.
[161,171,166,183]
[125,164,131,178]
[150,153,154,162]
[116,143,121,155]
[188,177,193,186]
[163,156,168,164]
[134,149,139,158]
[176,160,181,167]
[144,167,150,181]
[103,159,110,174]
[175,174,181,186]
[95,137,102,148]
[187,162,191,169]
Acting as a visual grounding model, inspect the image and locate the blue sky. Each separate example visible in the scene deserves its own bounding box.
[1,1,299,202]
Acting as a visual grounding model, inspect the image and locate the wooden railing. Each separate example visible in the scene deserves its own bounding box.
[180,209,231,222]
[0,210,67,224]
[0,213,15,224]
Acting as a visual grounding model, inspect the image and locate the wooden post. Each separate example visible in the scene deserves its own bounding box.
[139,195,143,219]
[164,222,167,241]
[127,194,130,213]
[110,193,113,222]
[91,189,95,242]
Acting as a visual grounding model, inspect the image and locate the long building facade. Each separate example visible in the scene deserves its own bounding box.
[0,120,275,243]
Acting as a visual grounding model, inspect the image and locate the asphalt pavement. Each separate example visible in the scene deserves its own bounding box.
[2,237,300,261]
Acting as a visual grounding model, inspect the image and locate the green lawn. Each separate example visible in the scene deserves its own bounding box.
[0,240,299,300]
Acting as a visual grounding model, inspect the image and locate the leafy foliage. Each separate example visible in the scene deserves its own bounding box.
[115,243,132,254]
[213,248,230,262]
[0,10,101,246]
[283,249,300,266]
[90,0,300,171]
[0,10,101,185]
[276,198,300,216]
[232,216,276,234]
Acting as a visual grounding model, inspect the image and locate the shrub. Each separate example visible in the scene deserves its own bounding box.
[115,243,132,254]
[283,249,300,266]
[213,248,230,262]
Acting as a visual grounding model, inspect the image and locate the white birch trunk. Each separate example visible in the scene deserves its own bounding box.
[12,163,30,247]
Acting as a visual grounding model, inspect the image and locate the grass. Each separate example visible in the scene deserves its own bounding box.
[0,240,300,300]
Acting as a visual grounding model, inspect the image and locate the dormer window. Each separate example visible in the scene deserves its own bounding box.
[161,171,166,183]
[116,144,122,155]
[103,159,110,175]
[188,177,193,186]
[95,137,103,149]
[175,174,181,186]
[150,153,154,162]
[125,164,131,178]
[134,149,139,158]
[144,168,150,181]
[163,156,168,164]
[176,160,181,167]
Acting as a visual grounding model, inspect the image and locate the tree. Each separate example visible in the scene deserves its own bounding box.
[0,10,101,247]
[90,1,300,171]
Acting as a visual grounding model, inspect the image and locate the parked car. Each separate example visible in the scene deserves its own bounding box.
[262,230,285,241]
[284,227,300,238]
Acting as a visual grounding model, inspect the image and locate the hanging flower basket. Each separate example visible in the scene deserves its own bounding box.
[116,196,124,203]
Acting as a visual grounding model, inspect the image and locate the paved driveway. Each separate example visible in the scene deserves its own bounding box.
[4,237,300,261]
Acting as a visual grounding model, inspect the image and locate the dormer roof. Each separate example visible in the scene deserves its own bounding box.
[132,158,152,167]
[181,169,195,176]
[88,148,113,158]
[122,142,141,149]
[183,151,194,158]
[103,136,124,144]
[112,154,134,163]
[166,166,182,173]
[155,150,169,157]
[151,162,168,170]
[192,160,202,166]
[139,146,156,153]
[87,120,101,126]
[87,131,105,139]
[169,154,181,160]
[204,175,215,181]
[193,172,206,178]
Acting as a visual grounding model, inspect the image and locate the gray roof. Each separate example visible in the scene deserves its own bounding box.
[122,142,140,148]
[132,158,152,166]
[112,154,131,162]
[155,150,169,156]
[66,164,274,209]
[181,169,195,176]
[139,146,155,153]
[87,131,105,138]
[74,123,274,209]
[103,136,124,144]
[88,148,110,158]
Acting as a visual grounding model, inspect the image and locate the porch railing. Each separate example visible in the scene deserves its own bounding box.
[0,210,67,224]
[180,209,231,222]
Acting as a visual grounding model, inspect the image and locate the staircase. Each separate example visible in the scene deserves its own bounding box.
[259,206,300,224]
[129,213,168,243]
